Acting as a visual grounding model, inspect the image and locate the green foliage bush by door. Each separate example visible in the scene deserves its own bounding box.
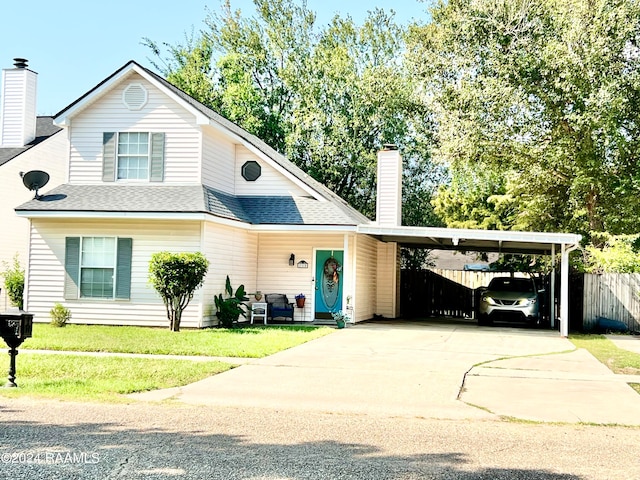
[214,276,248,328]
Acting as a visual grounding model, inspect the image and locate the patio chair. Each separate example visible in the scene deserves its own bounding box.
[265,294,295,323]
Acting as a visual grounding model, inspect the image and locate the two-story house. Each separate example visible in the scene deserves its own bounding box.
[14,60,582,335]
[0,59,67,310]
[14,60,403,327]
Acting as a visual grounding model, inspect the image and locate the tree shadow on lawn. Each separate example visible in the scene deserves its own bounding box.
[0,410,584,480]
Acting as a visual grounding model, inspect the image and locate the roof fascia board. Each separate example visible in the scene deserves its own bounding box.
[358,225,582,247]
[250,224,357,233]
[16,211,211,221]
[54,63,208,127]
[17,210,255,229]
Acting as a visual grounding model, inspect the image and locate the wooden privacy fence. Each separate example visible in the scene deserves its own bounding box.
[401,269,473,318]
[400,269,526,318]
[582,274,640,332]
[429,269,527,289]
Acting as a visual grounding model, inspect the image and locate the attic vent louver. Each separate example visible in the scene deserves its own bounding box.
[241,161,262,181]
[122,83,148,110]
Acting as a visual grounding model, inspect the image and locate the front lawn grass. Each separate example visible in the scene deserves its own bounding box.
[23,323,333,358]
[0,354,233,402]
[0,324,331,402]
[569,334,640,375]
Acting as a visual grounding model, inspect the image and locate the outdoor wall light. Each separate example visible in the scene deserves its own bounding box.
[289,253,295,266]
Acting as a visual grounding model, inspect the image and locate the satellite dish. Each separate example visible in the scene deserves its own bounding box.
[22,170,50,200]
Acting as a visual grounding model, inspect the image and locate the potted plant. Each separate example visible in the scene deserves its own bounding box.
[331,310,347,329]
[214,276,249,328]
[295,293,306,308]
[253,290,263,301]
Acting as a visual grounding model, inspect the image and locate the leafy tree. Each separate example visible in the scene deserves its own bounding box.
[431,164,517,230]
[407,0,640,239]
[286,9,432,217]
[584,233,640,273]
[2,254,24,309]
[145,0,440,222]
[148,252,210,331]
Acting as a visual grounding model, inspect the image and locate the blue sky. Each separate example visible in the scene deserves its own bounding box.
[1,0,429,116]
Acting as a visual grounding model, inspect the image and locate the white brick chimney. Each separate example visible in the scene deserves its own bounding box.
[376,144,402,227]
[0,58,37,147]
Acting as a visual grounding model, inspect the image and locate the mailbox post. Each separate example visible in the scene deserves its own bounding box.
[0,308,34,387]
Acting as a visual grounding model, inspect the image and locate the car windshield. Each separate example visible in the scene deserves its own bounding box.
[487,278,535,293]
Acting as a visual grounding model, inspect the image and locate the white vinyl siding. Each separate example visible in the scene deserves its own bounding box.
[201,222,258,326]
[26,219,204,327]
[355,235,379,322]
[234,146,307,197]
[0,130,67,310]
[68,73,200,184]
[24,216,376,326]
[201,126,235,193]
[376,242,400,318]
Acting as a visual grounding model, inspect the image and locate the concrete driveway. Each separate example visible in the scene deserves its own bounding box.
[134,320,640,426]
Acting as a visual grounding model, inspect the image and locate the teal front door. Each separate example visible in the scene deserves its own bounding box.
[314,250,344,320]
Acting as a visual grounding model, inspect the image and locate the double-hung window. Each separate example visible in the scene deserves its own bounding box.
[117,132,149,180]
[102,132,164,182]
[65,237,132,300]
[80,237,116,298]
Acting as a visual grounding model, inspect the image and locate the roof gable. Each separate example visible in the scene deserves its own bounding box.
[53,60,369,224]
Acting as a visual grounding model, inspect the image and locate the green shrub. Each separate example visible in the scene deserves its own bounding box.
[149,251,209,331]
[585,233,640,273]
[2,254,24,309]
[214,276,248,328]
[50,303,71,327]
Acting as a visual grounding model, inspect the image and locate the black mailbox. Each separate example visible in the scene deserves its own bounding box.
[0,308,34,387]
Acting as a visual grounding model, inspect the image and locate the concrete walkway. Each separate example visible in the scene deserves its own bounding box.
[127,321,640,426]
[606,333,640,355]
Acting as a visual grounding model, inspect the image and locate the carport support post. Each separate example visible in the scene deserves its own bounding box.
[550,244,555,329]
[559,244,569,337]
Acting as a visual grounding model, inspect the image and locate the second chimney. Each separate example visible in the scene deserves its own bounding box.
[376,144,402,227]
[0,58,37,148]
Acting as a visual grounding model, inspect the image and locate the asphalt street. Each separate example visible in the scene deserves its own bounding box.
[1,397,639,479]
[2,321,640,479]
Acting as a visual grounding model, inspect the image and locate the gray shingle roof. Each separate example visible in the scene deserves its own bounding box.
[0,117,62,166]
[15,184,363,226]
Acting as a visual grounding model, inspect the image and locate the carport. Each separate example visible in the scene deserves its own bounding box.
[358,225,582,337]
